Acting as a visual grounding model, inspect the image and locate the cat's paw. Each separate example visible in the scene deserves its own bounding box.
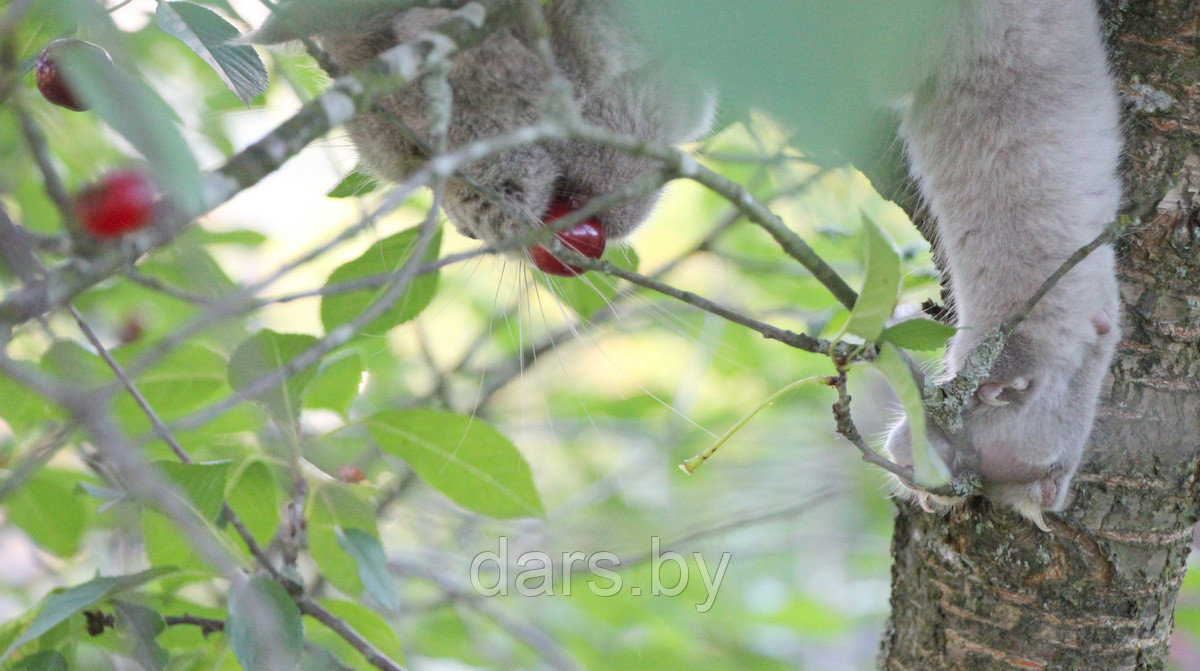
[883,314,1117,531]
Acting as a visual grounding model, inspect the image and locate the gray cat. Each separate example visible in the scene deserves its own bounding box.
[321,0,1122,528]
[320,0,711,243]
[884,0,1121,529]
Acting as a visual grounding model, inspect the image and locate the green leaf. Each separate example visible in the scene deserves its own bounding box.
[309,599,404,670]
[306,349,364,415]
[880,318,957,351]
[225,459,281,548]
[156,2,268,105]
[55,42,203,212]
[320,227,442,338]
[367,409,544,519]
[192,228,268,247]
[155,461,231,521]
[872,343,949,486]
[140,512,220,575]
[227,330,320,424]
[253,0,418,44]
[842,214,901,341]
[4,469,90,557]
[226,577,302,671]
[308,484,378,597]
[621,0,950,196]
[113,601,168,671]
[327,168,378,199]
[540,247,639,319]
[336,528,400,612]
[113,344,227,431]
[0,568,175,662]
[6,651,68,671]
[0,373,48,434]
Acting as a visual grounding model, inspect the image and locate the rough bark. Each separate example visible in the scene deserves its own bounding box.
[881,2,1200,669]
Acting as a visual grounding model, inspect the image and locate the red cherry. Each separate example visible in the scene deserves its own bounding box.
[528,197,606,276]
[35,39,111,112]
[73,169,160,239]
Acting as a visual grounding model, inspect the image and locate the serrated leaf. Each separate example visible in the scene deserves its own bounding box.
[227,330,320,424]
[327,168,378,199]
[319,227,442,338]
[55,42,202,212]
[367,409,544,519]
[157,1,268,104]
[880,318,957,351]
[842,214,901,341]
[0,568,175,662]
[336,528,400,612]
[873,343,949,486]
[540,247,639,319]
[226,577,302,671]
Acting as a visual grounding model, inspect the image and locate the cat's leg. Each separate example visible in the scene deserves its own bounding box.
[885,0,1122,525]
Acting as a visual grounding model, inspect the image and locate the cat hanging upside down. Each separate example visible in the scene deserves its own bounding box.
[316,0,1122,528]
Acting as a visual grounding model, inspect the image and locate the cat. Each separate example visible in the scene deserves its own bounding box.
[883,0,1121,528]
[318,0,712,244]
[317,0,1122,528]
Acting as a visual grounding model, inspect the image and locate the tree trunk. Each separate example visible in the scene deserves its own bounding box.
[880,2,1200,669]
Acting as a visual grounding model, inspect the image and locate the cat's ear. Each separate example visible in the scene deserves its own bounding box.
[623,65,717,145]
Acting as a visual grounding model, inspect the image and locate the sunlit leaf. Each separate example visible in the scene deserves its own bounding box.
[156,1,268,104]
[367,409,544,519]
[880,318,957,351]
[327,168,378,199]
[842,215,900,341]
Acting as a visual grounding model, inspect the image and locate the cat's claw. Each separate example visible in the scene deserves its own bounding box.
[916,490,935,513]
[977,383,1009,407]
[977,377,1031,406]
[1012,499,1053,532]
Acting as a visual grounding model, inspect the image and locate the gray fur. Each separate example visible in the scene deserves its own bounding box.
[320,0,711,242]
[883,0,1122,521]
[323,0,1122,524]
